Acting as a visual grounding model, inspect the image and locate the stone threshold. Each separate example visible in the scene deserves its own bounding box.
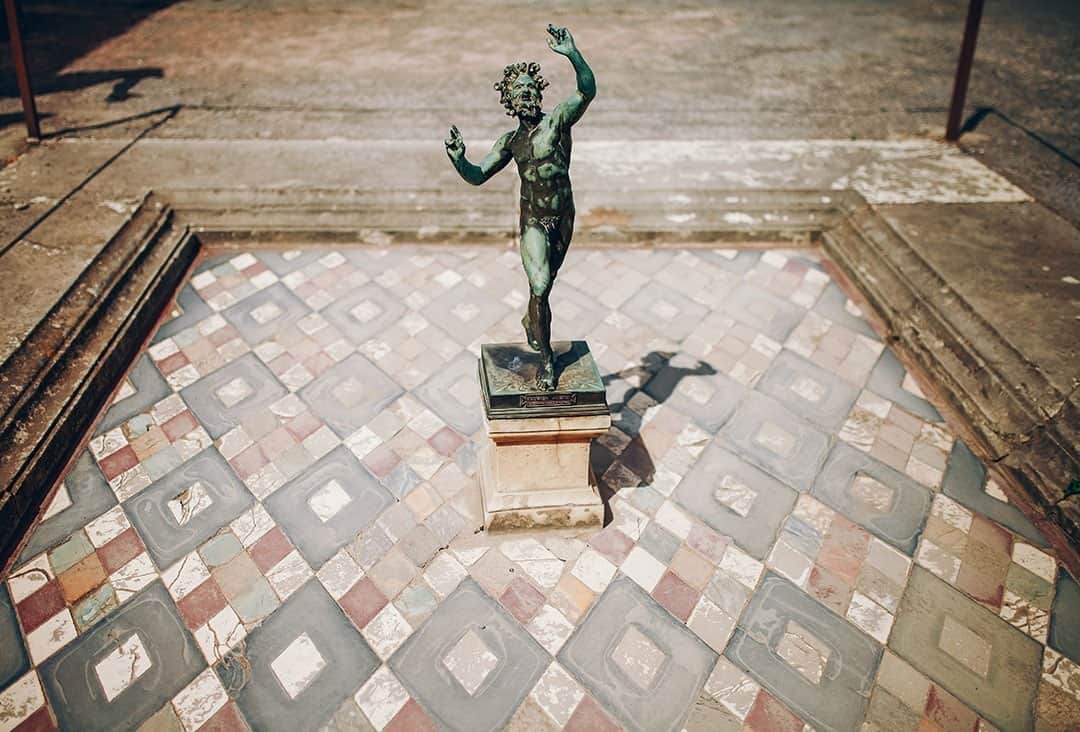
[1,188,1075,579]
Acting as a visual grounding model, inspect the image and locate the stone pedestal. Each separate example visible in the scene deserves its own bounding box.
[478,341,610,531]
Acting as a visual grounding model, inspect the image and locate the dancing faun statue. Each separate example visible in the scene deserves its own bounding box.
[445,24,595,391]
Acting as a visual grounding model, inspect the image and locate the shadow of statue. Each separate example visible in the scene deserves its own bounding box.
[594,351,717,524]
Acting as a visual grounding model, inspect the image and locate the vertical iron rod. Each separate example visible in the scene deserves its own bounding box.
[946,0,985,141]
[4,0,40,141]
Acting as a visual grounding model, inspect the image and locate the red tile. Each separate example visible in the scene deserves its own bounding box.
[13,706,57,732]
[363,444,401,479]
[285,411,322,441]
[208,325,241,348]
[652,570,699,622]
[162,410,199,441]
[17,581,66,634]
[687,523,730,564]
[968,515,1013,556]
[564,695,620,732]
[339,577,388,630]
[499,577,546,624]
[744,690,804,732]
[924,685,978,732]
[589,527,634,566]
[98,445,138,481]
[178,578,230,629]
[807,565,852,615]
[303,352,335,378]
[249,527,293,574]
[816,538,863,586]
[155,350,190,376]
[98,528,145,574]
[58,554,107,603]
[200,702,250,732]
[428,427,465,457]
[229,444,268,480]
[385,699,437,732]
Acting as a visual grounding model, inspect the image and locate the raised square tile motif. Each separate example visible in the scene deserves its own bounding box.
[721,392,829,492]
[299,354,403,438]
[264,446,394,567]
[323,283,407,345]
[757,350,859,430]
[644,358,743,433]
[412,352,483,435]
[182,352,288,439]
[271,632,327,699]
[675,441,797,559]
[611,625,667,690]
[39,582,205,732]
[442,629,499,695]
[125,449,254,567]
[390,578,549,732]
[421,282,509,346]
[890,566,1041,731]
[621,282,708,340]
[723,282,805,342]
[559,576,717,732]
[726,572,881,732]
[813,443,931,555]
[151,284,211,344]
[221,579,378,732]
[223,283,311,346]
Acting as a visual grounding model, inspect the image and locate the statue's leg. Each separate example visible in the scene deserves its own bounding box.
[519,226,556,390]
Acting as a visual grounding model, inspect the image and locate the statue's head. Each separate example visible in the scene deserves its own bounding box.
[495,62,549,120]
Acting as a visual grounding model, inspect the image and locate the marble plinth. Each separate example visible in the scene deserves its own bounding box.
[478,342,610,531]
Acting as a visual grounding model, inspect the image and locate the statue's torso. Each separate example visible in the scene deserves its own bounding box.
[510,115,573,218]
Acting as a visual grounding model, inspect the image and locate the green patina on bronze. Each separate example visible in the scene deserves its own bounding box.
[445,24,595,391]
[479,342,607,419]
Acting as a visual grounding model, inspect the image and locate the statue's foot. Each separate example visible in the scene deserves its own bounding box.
[521,314,541,352]
[536,359,556,391]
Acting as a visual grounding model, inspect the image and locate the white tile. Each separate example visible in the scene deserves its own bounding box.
[362,605,413,660]
[442,630,498,696]
[621,547,666,592]
[95,634,153,702]
[215,378,253,408]
[704,657,760,720]
[307,479,353,523]
[271,633,327,699]
[714,475,757,518]
[85,506,132,548]
[719,545,764,589]
[610,626,666,690]
[768,540,813,588]
[423,553,468,599]
[529,662,584,727]
[110,554,157,602]
[167,482,213,526]
[1012,543,1057,583]
[41,483,72,521]
[249,301,283,325]
[776,621,831,685]
[655,501,693,539]
[500,538,557,563]
[172,668,228,732]
[162,552,211,601]
[317,550,364,600]
[229,504,275,548]
[0,671,45,731]
[518,559,563,590]
[525,605,575,656]
[194,606,246,664]
[355,665,409,730]
[7,553,54,603]
[27,610,76,664]
[847,591,893,644]
[570,549,617,593]
[266,551,312,601]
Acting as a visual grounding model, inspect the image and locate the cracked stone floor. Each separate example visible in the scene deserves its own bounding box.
[1,244,1078,732]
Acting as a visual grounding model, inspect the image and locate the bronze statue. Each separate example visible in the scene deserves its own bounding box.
[445,24,595,391]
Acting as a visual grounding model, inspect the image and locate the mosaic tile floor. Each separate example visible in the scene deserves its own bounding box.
[2,246,1078,732]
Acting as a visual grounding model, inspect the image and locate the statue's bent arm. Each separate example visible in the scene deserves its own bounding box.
[450,130,514,186]
[551,47,595,129]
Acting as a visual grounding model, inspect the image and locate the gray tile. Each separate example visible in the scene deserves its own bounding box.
[722,282,805,342]
[399,526,442,567]
[621,281,708,340]
[891,566,1041,731]
[181,352,288,439]
[220,579,379,732]
[941,441,1048,547]
[675,441,797,559]
[1049,569,1080,663]
[390,578,549,732]
[16,450,117,565]
[223,282,311,346]
[812,282,879,340]
[263,446,394,568]
[94,354,171,435]
[559,576,717,732]
[725,572,881,732]
[124,448,255,567]
[320,282,407,345]
[812,442,931,555]
[412,352,482,436]
[720,392,830,492]
[258,250,325,276]
[551,281,610,338]
[299,354,403,438]
[420,282,509,347]
[638,523,681,564]
[39,581,205,732]
[866,349,942,422]
[152,284,212,344]
[755,350,859,430]
[645,356,744,433]
[0,583,29,691]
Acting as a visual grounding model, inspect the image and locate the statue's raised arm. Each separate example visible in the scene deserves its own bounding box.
[546,24,595,128]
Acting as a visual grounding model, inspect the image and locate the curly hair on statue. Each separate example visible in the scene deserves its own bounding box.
[494,61,549,116]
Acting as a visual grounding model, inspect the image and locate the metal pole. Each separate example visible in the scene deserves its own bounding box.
[945,0,985,141]
[4,0,40,141]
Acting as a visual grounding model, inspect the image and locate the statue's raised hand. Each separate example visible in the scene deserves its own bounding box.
[546,24,576,56]
[445,125,465,160]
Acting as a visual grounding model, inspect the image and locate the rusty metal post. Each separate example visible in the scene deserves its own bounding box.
[945,0,985,142]
[4,0,41,141]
